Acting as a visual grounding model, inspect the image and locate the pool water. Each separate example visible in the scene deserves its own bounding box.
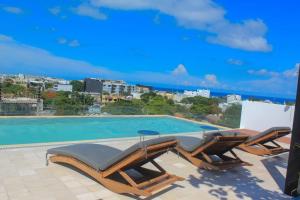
[0,116,219,145]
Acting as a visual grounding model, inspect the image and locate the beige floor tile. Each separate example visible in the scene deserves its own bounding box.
[76,192,96,200]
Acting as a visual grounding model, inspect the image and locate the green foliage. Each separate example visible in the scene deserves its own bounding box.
[218,104,242,128]
[45,83,54,89]
[43,91,94,115]
[70,80,84,92]
[181,96,221,116]
[140,92,157,103]
[2,82,27,97]
[102,99,144,115]
[103,94,178,115]
[285,101,295,106]
[143,95,175,115]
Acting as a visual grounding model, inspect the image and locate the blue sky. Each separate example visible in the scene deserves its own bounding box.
[0,0,299,98]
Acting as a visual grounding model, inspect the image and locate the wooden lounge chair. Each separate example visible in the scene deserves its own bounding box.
[174,132,250,170]
[47,137,184,197]
[238,127,291,156]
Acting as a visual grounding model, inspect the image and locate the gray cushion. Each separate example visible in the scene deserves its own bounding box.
[177,131,240,152]
[246,127,291,144]
[47,136,175,171]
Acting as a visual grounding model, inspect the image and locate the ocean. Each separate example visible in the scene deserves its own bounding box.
[153,86,296,104]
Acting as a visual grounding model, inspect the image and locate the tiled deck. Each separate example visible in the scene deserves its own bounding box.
[0,137,292,200]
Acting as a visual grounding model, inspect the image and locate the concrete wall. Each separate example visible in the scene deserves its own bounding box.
[240,101,295,133]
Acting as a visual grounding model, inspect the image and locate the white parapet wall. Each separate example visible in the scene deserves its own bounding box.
[240,101,295,133]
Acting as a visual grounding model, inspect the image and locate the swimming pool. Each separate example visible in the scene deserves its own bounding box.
[0,116,219,145]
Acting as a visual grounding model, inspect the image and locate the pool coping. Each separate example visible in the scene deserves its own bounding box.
[0,115,230,149]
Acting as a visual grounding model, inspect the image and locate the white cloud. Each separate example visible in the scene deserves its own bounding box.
[227,58,244,66]
[0,34,14,42]
[247,69,279,77]
[283,63,299,78]
[0,34,224,89]
[89,0,271,52]
[153,14,160,24]
[237,77,297,98]
[68,40,80,47]
[172,64,188,76]
[204,74,218,85]
[72,3,107,20]
[248,65,300,79]
[49,6,61,16]
[0,34,113,78]
[57,38,80,47]
[2,33,295,97]
[57,37,67,44]
[207,19,271,52]
[182,36,190,41]
[242,64,299,97]
[2,6,23,14]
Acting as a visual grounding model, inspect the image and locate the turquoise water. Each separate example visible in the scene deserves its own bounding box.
[0,117,219,145]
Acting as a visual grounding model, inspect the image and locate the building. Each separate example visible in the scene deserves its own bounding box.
[183,89,210,98]
[53,84,73,92]
[84,78,137,96]
[227,94,242,104]
[102,80,135,95]
[0,98,43,115]
[84,78,103,93]
[135,84,152,93]
[131,92,142,99]
[173,93,186,102]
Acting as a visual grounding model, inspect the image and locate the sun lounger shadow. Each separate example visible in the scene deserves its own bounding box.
[187,167,290,199]
[261,153,289,191]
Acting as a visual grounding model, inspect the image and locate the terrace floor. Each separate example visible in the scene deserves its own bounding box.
[0,136,293,200]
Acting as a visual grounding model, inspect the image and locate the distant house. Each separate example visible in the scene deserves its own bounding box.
[227,94,242,104]
[136,84,152,93]
[53,84,73,92]
[102,80,136,95]
[183,89,210,98]
[84,78,136,95]
[84,78,103,93]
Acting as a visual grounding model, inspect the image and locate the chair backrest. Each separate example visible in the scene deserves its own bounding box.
[194,136,249,156]
[103,137,177,174]
[245,127,291,145]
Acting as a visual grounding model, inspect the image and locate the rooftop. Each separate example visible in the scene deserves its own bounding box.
[0,134,291,200]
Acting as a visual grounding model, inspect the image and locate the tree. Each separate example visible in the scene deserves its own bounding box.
[42,91,95,115]
[218,104,242,128]
[181,96,221,117]
[102,99,144,115]
[140,92,157,103]
[2,82,27,97]
[70,80,84,92]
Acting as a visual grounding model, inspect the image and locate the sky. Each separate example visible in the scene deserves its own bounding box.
[0,0,299,98]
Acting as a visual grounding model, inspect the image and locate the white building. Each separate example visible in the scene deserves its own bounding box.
[102,80,136,95]
[183,89,210,98]
[227,94,242,104]
[173,93,186,102]
[53,84,73,92]
[131,92,142,99]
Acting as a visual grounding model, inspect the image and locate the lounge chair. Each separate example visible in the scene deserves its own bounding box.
[238,127,291,156]
[46,137,184,197]
[174,132,250,170]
